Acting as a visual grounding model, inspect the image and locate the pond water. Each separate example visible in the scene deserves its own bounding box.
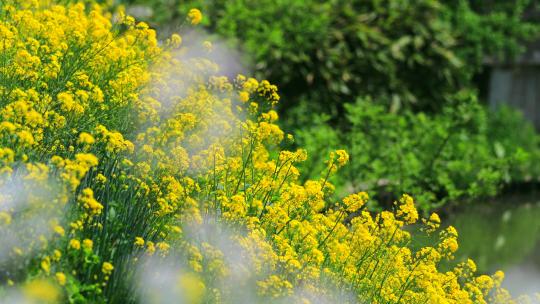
[445,194,540,299]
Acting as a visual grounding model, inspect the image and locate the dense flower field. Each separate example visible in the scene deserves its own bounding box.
[0,1,532,303]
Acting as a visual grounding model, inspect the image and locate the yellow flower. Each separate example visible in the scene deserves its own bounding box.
[95,173,107,184]
[78,188,103,215]
[102,262,114,275]
[239,91,250,102]
[396,194,418,224]
[17,130,34,145]
[170,34,182,47]
[75,153,99,167]
[157,242,170,253]
[134,237,145,246]
[41,256,51,274]
[423,212,441,233]
[493,270,505,285]
[78,132,95,145]
[257,275,293,298]
[53,250,62,261]
[146,241,156,256]
[342,191,368,213]
[326,150,349,172]
[188,8,203,25]
[123,15,136,27]
[82,239,93,250]
[69,239,81,250]
[55,272,66,286]
[336,149,349,167]
[53,225,65,236]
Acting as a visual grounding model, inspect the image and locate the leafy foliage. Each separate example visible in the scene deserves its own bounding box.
[113,0,538,113]
[295,95,540,211]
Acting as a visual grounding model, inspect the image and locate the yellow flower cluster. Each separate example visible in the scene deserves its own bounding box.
[101,262,114,275]
[0,2,525,303]
[188,8,203,25]
[342,191,368,212]
[0,1,164,299]
[78,188,103,216]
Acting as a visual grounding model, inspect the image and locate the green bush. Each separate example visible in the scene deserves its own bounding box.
[111,0,538,114]
[294,94,540,212]
[487,105,540,181]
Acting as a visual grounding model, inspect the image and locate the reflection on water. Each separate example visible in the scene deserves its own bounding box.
[446,195,540,299]
[504,257,540,300]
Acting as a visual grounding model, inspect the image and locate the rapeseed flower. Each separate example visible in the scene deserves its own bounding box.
[188,8,203,25]
[55,272,66,286]
[102,262,114,275]
[0,2,521,303]
[69,239,81,250]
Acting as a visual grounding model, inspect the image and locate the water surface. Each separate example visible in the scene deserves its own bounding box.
[445,195,540,299]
